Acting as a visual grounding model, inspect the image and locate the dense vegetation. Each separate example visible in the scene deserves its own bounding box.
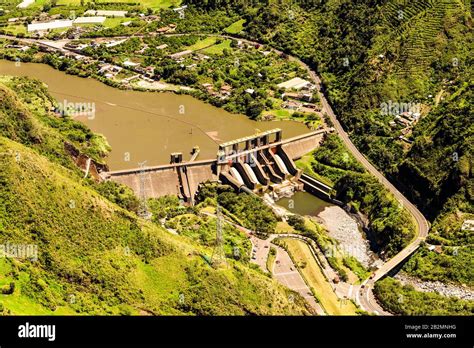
[374,277,473,315]
[196,183,278,237]
[0,78,311,315]
[403,245,473,287]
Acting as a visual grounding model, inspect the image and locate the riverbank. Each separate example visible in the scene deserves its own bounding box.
[394,272,474,301]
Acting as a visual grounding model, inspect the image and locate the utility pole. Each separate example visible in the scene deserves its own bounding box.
[211,204,226,268]
[138,161,152,220]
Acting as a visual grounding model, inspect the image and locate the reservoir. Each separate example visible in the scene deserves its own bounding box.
[0,60,309,170]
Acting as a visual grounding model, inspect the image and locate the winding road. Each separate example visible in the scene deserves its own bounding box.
[0,32,431,315]
[303,63,430,315]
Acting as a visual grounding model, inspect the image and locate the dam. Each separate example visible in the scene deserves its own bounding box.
[104,128,333,204]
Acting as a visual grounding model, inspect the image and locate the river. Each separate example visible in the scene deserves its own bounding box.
[276,191,378,268]
[0,60,309,170]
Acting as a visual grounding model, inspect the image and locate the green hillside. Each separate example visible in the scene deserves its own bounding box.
[0,79,311,315]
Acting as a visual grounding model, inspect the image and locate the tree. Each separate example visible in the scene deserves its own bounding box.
[246,101,264,119]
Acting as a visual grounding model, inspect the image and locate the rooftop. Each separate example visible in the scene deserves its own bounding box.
[73,16,106,25]
[27,20,73,32]
[84,10,128,17]
[277,77,312,90]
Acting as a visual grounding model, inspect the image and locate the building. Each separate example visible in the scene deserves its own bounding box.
[6,44,30,52]
[277,77,314,91]
[169,50,192,60]
[173,5,188,12]
[395,115,412,127]
[84,10,128,17]
[105,39,126,48]
[202,83,213,91]
[220,85,232,93]
[283,91,313,102]
[282,100,302,111]
[123,60,139,67]
[27,20,73,32]
[73,17,106,25]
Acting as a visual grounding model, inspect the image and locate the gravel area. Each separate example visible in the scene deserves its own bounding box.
[395,272,474,301]
[318,206,376,268]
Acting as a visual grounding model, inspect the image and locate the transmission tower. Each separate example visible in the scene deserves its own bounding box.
[211,204,226,268]
[137,161,152,220]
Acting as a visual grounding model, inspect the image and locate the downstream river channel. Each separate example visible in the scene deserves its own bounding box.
[277,191,378,267]
[0,60,309,170]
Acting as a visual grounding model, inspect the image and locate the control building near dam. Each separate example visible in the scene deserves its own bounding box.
[103,129,333,204]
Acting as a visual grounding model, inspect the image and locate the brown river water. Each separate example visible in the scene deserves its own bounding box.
[0,60,309,170]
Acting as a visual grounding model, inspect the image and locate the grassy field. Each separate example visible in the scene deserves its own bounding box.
[266,247,276,273]
[3,25,27,36]
[103,17,131,28]
[275,221,294,234]
[283,239,358,315]
[185,37,217,51]
[202,39,232,55]
[295,153,334,186]
[224,19,245,34]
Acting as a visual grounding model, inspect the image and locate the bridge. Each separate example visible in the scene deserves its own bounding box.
[103,128,331,204]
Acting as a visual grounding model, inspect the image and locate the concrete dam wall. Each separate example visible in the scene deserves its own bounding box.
[104,128,330,203]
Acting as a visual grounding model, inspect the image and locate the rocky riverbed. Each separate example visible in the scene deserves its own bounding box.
[317,206,378,268]
[395,272,474,301]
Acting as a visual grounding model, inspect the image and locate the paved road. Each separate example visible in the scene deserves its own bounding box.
[0,32,431,314]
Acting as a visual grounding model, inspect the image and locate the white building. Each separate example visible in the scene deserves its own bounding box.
[73,16,106,25]
[105,39,126,48]
[277,77,313,90]
[84,10,128,17]
[27,20,73,32]
[123,60,139,67]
